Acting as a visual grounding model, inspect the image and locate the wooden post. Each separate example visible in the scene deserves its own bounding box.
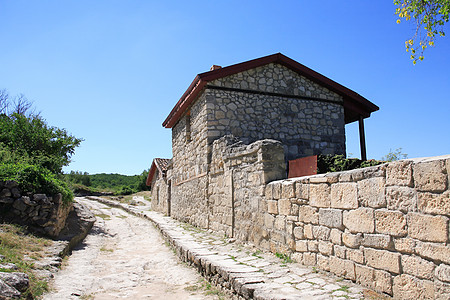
[359,116,367,161]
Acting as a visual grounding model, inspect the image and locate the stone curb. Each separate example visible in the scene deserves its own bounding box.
[85,196,368,300]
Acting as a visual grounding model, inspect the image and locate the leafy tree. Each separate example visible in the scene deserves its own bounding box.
[394,0,450,64]
[381,148,408,161]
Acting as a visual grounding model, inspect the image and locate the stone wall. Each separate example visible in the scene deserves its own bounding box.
[207,63,346,160]
[208,136,286,242]
[262,155,450,298]
[150,170,170,215]
[0,181,72,237]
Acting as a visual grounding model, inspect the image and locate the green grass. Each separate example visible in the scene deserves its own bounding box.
[275,252,293,263]
[0,224,53,299]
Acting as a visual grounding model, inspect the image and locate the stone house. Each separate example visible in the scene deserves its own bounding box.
[147,53,378,236]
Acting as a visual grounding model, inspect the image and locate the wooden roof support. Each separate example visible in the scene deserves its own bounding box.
[359,115,367,161]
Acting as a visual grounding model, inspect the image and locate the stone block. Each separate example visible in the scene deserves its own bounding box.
[265,184,273,200]
[318,208,343,229]
[357,177,386,208]
[291,252,303,263]
[393,274,435,300]
[402,254,435,280]
[347,248,364,264]
[309,184,330,208]
[334,245,346,258]
[343,208,374,233]
[375,210,407,237]
[386,160,413,187]
[394,238,415,254]
[407,212,448,243]
[303,224,313,239]
[278,199,292,215]
[414,159,447,192]
[435,264,450,283]
[302,252,316,266]
[318,241,333,255]
[272,182,281,200]
[267,200,278,215]
[417,191,450,216]
[295,240,308,252]
[386,186,417,213]
[264,213,275,228]
[415,241,450,264]
[330,183,358,209]
[364,248,401,274]
[329,256,355,281]
[329,228,342,245]
[298,206,318,224]
[355,264,392,295]
[312,225,330,241]
[307,240,319,252]
[274,215,286,231]
[293,226,304,240]
[435,280,450,300]
[295,182,309,200]
[362,233,392,250]
[281,181,295,199]
[317,254,330,271]
[342,232,362,248]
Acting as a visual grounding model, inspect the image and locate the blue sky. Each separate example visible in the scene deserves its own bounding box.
[1,1,449,175]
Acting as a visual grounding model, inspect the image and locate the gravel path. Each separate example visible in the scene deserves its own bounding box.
[43,197,225,300]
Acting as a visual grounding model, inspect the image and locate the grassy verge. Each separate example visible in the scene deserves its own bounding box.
[0,224,53,299]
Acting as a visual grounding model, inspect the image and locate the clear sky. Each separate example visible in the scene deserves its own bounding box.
[1,1,449,175]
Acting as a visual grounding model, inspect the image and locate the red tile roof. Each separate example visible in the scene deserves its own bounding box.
[162,53,379,128]
[146,158,171,186]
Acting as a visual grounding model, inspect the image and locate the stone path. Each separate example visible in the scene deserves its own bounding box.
[87,196,373,299]
[43,197,225,300]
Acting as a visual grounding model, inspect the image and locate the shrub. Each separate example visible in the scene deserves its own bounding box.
[317,154,384,174]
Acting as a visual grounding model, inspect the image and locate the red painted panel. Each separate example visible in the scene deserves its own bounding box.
[288,155,318,178]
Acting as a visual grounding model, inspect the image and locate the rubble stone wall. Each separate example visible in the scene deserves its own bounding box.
[263,155,450,298]
[150,170,170,215]
[0,181,72,237]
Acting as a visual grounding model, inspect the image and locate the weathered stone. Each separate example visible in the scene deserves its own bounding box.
[295,240,308,252]
[393,274,435,300]
[330,183,358,209]
[298,206,318,224]
[414,159,447,192]
[272,182,281,200]
[342,232,362,248]
[307,240,319,252]
[311,225,330,241]
[417,191,450,216]
[394,238,415,254]
[357,177,386,208]
[265,184,273,200]
[346,248,364,264]
[355,264,393,295]
[293,226,303,240]
[303,224,313,239]
[334,245,346,259]
[362,234,392,250]
[329,256,355,281]
[295,182,309,200]
[415,241,450,264]
[386,160,413,187]
[407,212,448,243]
[402,254,435,280]
[309,184,330,208]
[318,208,342,229]
[375,210,407,237]
[12,199,27,211]
[329,228,342,245]
[302,252,316,266]
[281,181,295,199]
[318,241,333,256]
[386,186,417,213]
[316,254,330,271]
[267,200,278,215]
[0,188,11,198]
[0,279,21,299]
[343,208,374,233]
[274,215,286,231]
[264,213,275,228]
[278,199,292,215]
[0,272,29,292]
[435,263,450,283]
[364,248,401,274]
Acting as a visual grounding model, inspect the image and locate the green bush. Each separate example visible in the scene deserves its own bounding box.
[0,163,73,205]
[317,155,384,174]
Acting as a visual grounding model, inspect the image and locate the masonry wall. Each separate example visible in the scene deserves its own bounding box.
[171,93,210,228]
[262,155,450,298]
[150,170,170,215]
[206,63,346,160]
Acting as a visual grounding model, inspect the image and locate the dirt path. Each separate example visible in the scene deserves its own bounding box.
[43,197,225,300]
